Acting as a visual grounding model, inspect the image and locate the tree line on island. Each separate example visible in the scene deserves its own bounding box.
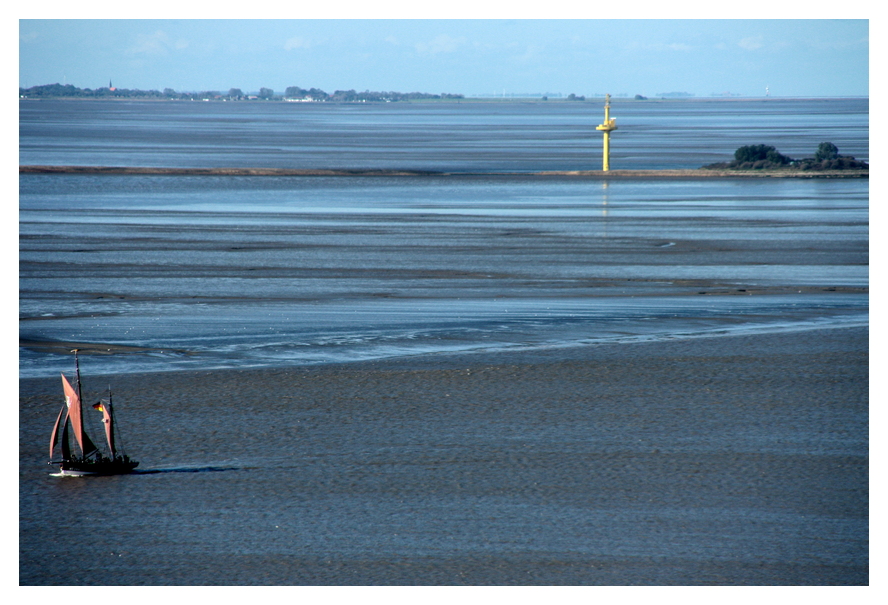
[19,83,464,102]
[704,142,867,171]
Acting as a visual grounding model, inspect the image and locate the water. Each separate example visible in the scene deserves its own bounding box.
[20,171,868,378]
[19,98,868,171]
[19,99,868,585]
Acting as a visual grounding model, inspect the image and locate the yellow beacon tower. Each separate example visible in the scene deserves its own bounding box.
[595,94,617,171]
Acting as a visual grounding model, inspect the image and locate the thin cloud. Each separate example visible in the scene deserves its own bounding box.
[127,30,188,56]
[415,34,466,54]
[284,36,312,51]
[621,41,694,52]
[738,36,765,51]
[806,35,869,51]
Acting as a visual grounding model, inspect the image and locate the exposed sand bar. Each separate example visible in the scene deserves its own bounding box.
[19,165,869,178]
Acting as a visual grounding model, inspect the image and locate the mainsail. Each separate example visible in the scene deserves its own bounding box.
[61,373,98,457]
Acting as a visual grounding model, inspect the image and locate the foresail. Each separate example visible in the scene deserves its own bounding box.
[49,404,68,458]
[61,373,98,457]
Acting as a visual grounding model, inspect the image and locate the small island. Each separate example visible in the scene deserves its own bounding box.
[702,142,868,173]
[20,143,869,179]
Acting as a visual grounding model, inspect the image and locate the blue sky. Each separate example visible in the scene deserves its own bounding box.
[19,18,869,97]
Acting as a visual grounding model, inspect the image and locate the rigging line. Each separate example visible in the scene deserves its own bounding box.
[108,388,130,457]
[73,349,82,404]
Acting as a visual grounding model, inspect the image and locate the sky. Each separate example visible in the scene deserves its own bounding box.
[18,17,870,98]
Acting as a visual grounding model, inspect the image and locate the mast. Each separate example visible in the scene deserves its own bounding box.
[62,349,98,458]
[74,349,83,404]
[61,417,71,460]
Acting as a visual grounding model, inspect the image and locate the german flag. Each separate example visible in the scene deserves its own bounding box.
[92,402,104,412]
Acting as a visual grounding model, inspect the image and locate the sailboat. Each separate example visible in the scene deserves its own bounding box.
[48,350,138,476]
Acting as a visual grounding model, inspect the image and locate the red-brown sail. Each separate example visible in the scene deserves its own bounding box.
[94,400,115,456]
[61,373,98,457]
[49,404,67,458]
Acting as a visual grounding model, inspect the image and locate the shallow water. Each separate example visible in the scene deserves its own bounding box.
[19,174,868,377]
[19,98,868,171]
[19,99,868,585]
[19,328,868,585]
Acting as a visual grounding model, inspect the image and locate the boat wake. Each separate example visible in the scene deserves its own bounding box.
[133,465,240,475]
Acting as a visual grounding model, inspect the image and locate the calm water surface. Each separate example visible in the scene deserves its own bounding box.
[19,99,868,585]
[19,98,868,171]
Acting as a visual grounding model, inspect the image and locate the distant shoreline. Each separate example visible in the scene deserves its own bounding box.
[19,165,869,179]
[18,95,869,102]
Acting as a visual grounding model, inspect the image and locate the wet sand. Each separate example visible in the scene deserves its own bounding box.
[19,326,868,585]
[19,165,869,178]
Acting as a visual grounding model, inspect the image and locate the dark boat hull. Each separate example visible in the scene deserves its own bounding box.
[55,457,139,476]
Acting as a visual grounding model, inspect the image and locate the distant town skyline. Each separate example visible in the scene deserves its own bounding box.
[19,19,869,98]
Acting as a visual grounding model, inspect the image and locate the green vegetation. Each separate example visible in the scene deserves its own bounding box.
[704,143,867,171]
[282,85,464,102]
[20,83,170,100]
[19,83,465,102]
[731,144,792,166]
[814,142,839,161]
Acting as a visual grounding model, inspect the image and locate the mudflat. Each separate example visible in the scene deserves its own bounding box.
[19,165,869,178]
[19,326,868,585]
